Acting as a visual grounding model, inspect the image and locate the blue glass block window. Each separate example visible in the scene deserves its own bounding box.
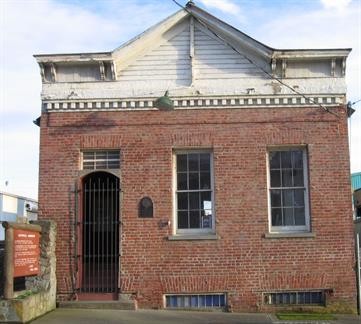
[165,294,226,309]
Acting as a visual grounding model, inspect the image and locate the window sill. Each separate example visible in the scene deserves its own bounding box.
[168,234,219,241]
[264,232,316,239]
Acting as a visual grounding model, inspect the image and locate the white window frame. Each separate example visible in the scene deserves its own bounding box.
[173,149,215,235]
[267,146,310,233]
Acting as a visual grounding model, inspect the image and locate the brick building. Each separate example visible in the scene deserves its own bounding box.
[35,2,356,312]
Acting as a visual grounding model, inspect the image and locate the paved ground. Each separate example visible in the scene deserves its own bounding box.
[31,309,271,324]
[30,309,361,324]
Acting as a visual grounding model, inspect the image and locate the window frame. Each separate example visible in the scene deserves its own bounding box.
[267,146,310,233]
[81,150,120,170]
[173,149,215,235]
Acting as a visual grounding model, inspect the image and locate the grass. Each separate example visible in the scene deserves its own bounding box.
[14,290,36,300]
[276,312,336,320]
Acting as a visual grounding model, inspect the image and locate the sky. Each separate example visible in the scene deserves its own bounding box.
[0,0,360,200]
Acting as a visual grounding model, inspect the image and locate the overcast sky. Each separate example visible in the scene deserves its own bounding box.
[0,0,360,200]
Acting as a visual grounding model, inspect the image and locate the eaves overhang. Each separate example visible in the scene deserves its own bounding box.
[272,48,352,60]
[33,52,112,63]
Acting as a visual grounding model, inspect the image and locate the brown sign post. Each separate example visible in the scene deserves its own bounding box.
[2,222,41,299]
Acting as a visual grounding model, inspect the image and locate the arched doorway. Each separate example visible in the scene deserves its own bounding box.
[79,171,120,299]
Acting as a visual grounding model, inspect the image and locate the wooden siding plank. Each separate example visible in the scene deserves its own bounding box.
[118,26,191,83]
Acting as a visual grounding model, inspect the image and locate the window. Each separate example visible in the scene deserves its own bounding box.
[174,151,214,233]
[268,148,309,232]
[264,291,325,306]
[82,151,120,170]
[165,294,226,309]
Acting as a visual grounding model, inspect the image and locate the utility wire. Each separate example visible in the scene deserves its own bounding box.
[350,99,361,106]
[172,0,341,118]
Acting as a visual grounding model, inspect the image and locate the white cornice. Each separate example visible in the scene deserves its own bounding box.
[42,94,345,113]
[34,52,112,63]
[272,49,351,60]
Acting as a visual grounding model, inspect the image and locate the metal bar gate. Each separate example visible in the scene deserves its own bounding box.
[80,172,119,295]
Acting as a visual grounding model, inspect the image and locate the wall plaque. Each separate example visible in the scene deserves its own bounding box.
[13,229,40,277]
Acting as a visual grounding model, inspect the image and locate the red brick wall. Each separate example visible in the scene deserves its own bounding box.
[38,105,357,312]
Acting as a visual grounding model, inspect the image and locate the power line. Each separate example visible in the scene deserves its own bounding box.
[171,0,341,118]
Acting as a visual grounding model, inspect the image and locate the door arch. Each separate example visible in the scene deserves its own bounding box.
[79,171,120,299]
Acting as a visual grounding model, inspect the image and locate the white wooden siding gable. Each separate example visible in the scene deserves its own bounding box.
[118,23,192,86]
[193,22,264,80]
[116,19,267,86]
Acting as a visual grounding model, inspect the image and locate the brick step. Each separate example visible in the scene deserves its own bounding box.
[58,300,136,310]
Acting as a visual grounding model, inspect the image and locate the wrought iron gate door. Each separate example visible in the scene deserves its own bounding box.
[80,172,119,297]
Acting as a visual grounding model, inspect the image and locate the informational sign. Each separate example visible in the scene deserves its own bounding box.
[13,229,40,277]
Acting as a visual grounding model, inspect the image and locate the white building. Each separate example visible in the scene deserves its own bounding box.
[0,192,38,241]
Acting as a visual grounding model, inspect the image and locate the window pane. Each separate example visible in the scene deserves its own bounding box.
[83,151,95,160]
[269,151,280,169]
[190,210,200,228]
[213,295,220,307]
[270,189,281,207]
[201,191,212,211]
[200,172,211,189]
[293,169,304,186]
[294,190,304,207]
[298,292,305,304]
[95,151,107,159]
[108,151,120,159]
[200,153,210,171]
[177,192,188,210]
[177,172,187,190]
[292,150,303,169]
[178,211,188,228]
[188,154,199,171]
[282,190,293,207]
[281,151,292,168]
[177,154,187,172]
[199,295,206,307]
[294,207,305,225]
[191,296,198,307]
[177,296,184,307]
[270,170,281,187]
[202,213,212,228]
[282,169,293,187]
[284,207,294,225]
[107,160,120,169]
[206,295,212,307]
[83,161,95,169]
[220,295,225,306]
[170,296,177,307]
[189,192,200,210]
[189,172,199,189]
[271,208,282,226]
[96,161,107,169]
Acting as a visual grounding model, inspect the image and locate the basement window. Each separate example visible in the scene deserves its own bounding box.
[82,151,120,170]
[165,293,226,309]
[263,291,325,306]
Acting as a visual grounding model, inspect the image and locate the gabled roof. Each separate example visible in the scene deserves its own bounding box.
[34,1,351,63]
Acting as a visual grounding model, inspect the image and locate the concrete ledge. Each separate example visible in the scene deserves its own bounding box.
[264,232,316,239]
[168,234,219,241]
[58,301,136,310]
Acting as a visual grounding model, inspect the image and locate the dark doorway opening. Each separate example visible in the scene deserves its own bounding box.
[80,172,120,299]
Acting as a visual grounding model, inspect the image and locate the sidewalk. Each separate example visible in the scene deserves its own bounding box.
[30,309,361,324]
